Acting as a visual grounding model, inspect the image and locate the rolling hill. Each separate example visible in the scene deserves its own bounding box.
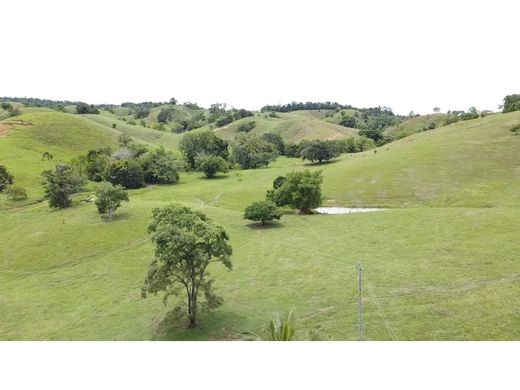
[1,103,519,341]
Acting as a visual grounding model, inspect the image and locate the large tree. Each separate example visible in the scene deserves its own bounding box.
[139,147,179,184]
[502,94,520,113]
[41,163,84,209]
[300,140,340,164]
[231,133,277,169]
[179,130,229,170]
[95,182,129,220]
[142,204,233,328]
[105,159,145,189]
[267,170,323,214]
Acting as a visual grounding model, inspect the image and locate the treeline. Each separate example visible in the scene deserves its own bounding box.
[261,101,351,113]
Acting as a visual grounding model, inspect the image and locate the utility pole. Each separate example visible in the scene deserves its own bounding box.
[357,263,364,341]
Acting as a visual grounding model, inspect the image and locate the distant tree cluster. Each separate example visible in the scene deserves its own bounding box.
[179,130,230,170]
[502,94,520,113]
[75,102,99,114]
[261,101,350,113]
[0,102,21,117]
[207,103,254,127]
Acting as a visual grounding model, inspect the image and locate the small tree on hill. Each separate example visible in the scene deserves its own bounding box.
[502,94,520,113]
[0,165,14,192]
[267,170,323,214]
[244,200,282,225]
[139,147,179,184]
[95,182,129,220]
[141,204,233,328]
[41,163,85,209]
[118,133,133,147]
[198,155,229,178]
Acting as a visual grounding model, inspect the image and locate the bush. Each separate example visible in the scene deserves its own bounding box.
[41,163,85,209]
[75,102,99,114]
[198,155,229,178]
[283,143,300,157]
[139,147,180,184]
[244,200,282,225]
[85,148,112,181]
[267,170,323,214]
[339,116,357,128]
[511,124,520,135]
[5,185,27,200]
[503,94,520,113]
[261,133,284,155]
[237,121,256,132]
[105,159,145,189]
[118,133,133,146]
[0,165,14,191]
[179,131,229,170]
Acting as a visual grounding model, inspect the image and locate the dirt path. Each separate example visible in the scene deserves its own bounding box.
[0,123,10,137]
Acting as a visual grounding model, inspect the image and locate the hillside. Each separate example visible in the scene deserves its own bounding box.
[1,106,520,341]
[385,113,451,139]
[214,110,359,144]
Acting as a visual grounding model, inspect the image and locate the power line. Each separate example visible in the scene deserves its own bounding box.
[362,268,398,341]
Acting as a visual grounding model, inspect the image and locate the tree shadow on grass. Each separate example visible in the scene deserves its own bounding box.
[151,308,248,341]
[196,174,230,181]
[100,210,132,223]
[245,221,284,230]
[302,159,341,167]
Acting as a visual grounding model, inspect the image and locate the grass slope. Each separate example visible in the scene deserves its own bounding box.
[385,113,450,139]
[214,110,358,143]
[1,111,519,340]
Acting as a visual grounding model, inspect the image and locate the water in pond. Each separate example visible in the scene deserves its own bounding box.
[315,207,384,215]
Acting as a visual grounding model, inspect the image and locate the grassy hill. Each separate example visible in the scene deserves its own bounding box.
[385,113,451,139]
[1,109,519,340]
[214,110,359,144]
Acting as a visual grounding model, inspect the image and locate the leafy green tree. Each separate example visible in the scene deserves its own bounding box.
[198,155,229,178]
[85,148,112,181]
[139,147,179,184]
[179,131,229,170]
[283,142,300,157]
[95,182,129,220]
[267,170,323,214]
[502,94,520,113]
[141,204,233,328]
[0,165,14,191]
[339,116,357,128]
[244,200,282,225]
[41,163,85,209]
[169,97,177,105]
[105,159,145,189]
[300,140,340,164]
[231,133,277,169]
[261,133,285,154]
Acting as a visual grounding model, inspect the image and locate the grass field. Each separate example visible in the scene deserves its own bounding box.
[1,109,519,340]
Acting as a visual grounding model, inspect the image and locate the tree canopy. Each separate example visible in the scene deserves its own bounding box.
[244,200,282,225]
[141,204,233,328]
[0,165,14,192]
[179,131,229,170]
[95,182,129,220]
[300,140,340,164]
[267,170,323,214]
[41,163,85,209]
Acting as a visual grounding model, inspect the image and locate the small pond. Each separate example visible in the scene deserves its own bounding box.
[315,207,385,215]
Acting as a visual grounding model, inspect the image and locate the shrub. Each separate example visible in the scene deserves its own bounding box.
[41,163,85,209]
[75,102,99,114]
[503,94,520,113]
[0,165,14,191]
[198,155,229,178]
[267,170,323,214]
[261,133,284,155]
[105,159,145,189]
[237,121,256,132]
[139,147,180,184]
[179,131,229,170]
[5,185,27,200]
[511,124,520,135]
[231,134,277,169]
[244,200,282,225]
[339,116,357,128]
[118,133,133,146]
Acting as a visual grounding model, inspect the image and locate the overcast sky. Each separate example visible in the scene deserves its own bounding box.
[2,0,519,114]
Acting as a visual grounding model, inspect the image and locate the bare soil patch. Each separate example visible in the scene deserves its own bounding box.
[0,123,11,137]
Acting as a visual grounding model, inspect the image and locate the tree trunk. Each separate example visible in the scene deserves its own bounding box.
[299,208,313,215]
[109,208,114,220]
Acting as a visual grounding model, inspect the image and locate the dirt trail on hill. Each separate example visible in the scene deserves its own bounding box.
[0,123,10,137]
